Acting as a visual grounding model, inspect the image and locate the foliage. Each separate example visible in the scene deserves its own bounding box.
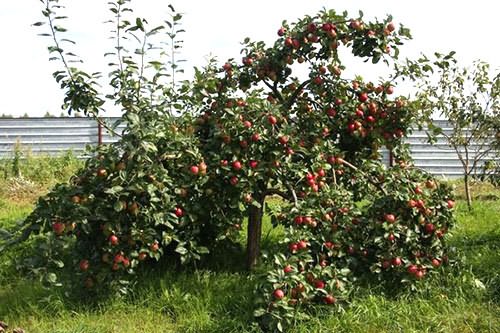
[397,53,500,208]
[0,146,81,186]
[0,192,498,333]
[0,1,459,331]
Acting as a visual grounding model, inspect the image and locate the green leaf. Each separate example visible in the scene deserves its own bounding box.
[46,273,57,284]
[175,246,188,255]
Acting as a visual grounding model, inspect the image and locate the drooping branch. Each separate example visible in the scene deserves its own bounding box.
[264,188,292,201]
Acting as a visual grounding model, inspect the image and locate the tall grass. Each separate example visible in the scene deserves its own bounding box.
[0,159,498,332]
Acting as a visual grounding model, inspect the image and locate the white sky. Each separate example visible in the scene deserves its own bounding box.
[1,0,499,117]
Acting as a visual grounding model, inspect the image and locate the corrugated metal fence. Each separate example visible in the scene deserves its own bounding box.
[0,117,497,177]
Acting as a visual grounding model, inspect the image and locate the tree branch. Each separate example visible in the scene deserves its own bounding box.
[262,80,284,103]
[285,79,311,109]
[264,188,292,201]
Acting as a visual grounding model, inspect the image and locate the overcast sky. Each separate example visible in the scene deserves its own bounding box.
[1,0,499,117]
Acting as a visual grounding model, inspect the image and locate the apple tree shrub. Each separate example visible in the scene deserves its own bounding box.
[188,9,456,330]
[0,1,457,330]
[2,0,242,291]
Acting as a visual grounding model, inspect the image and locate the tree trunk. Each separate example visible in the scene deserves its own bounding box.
[246,193,264,270]
[464,173,472,211]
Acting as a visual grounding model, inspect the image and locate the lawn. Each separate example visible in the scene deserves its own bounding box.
[0,155,499,333]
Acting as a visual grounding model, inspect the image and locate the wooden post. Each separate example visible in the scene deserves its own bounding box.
[97,121,103,146]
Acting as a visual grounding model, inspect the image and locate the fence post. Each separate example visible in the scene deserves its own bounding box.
[97,120,103,146]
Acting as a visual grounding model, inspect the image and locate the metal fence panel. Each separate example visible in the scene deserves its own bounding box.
[0,117,497,177]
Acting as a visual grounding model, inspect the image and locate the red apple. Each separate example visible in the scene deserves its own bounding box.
[386,22,396,32]
[52,222,65,235]
[314,280,325,289]
[267,115,277,125]
[96,168,107,178]
[284,265,293,274]
[249,160,259,169]
[273,289,285,299]
[316,168,326,177]
[324,294,336,304]
[150,241,159,252]
[407,264,418,275]
[384,214,396,223]
[298,240,308,250]
[279,136,289,145]
[326,108,336,117]
[190,165,199,175]
[113,253,124,263]
[232,160,242,170]
[388,233,395,242]
[230,176,239,186]
[138,252,148,261]
[79,259,89,271]
[431,258,441,268]
[239,140,248,148]
[324,241,334,249]
[447,200,455,209]
[350,19,362,30]
[278,27,286,36]
[122,257,130,268]
[358,92,368,103]
[424,223,435,234]
[242,56,253,66]
[109,234,119,246]
[251,133,260,142]
[392,257,402,266]
[243,120,252,128]
[174,207,184,218]
[71,195,81,204]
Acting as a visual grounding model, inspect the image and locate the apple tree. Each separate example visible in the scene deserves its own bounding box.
[0,1,457,331]
[397,53,499,209]
[185,11,456,330]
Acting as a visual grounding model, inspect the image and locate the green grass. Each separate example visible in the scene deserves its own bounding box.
[0,162,499,332]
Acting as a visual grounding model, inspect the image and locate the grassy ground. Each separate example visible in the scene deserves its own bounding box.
[0,157,499,333]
